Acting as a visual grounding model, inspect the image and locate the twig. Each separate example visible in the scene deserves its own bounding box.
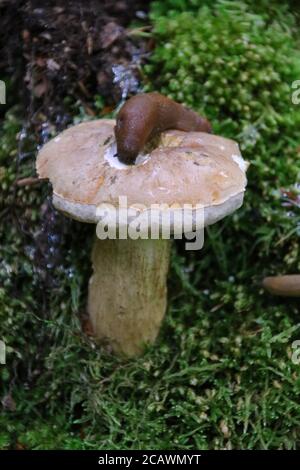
[14,176,41,187]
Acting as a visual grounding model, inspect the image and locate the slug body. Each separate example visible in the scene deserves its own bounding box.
[263,275,300,297]
[115,92,212,165]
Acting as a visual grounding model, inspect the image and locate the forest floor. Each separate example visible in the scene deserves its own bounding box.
[1,0,300,450]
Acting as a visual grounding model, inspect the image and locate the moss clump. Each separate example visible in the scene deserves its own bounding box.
[150,0,298,22]
[146,1,300,142]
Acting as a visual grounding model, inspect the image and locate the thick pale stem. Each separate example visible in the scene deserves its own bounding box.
[88,237,171,356]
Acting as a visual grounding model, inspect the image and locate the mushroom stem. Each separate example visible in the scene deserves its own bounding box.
[88,237,171,356]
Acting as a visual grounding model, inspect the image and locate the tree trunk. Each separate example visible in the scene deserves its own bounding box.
[88,237,171,356]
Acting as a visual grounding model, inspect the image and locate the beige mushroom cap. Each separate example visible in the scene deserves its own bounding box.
[36,119,248,230]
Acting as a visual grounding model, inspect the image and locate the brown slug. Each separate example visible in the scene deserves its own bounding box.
[114,92,212,165]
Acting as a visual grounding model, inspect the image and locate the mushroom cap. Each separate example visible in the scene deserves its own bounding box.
[36,119,248,231]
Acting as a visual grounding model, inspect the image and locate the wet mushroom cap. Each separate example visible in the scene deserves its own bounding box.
[36,119,248,228]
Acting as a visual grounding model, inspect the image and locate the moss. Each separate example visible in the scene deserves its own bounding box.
[150,0,298,22]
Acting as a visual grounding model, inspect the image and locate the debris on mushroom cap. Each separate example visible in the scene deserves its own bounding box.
[36,119,248,226]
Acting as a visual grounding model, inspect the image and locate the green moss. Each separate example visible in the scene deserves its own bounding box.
[151,0,298,22]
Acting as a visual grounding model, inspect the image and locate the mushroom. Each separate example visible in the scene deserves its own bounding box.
[36,119,248,356]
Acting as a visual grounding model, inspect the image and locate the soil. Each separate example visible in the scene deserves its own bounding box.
[0,0,151,124]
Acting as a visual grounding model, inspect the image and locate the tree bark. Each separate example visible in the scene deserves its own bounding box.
[88,237,171,356]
